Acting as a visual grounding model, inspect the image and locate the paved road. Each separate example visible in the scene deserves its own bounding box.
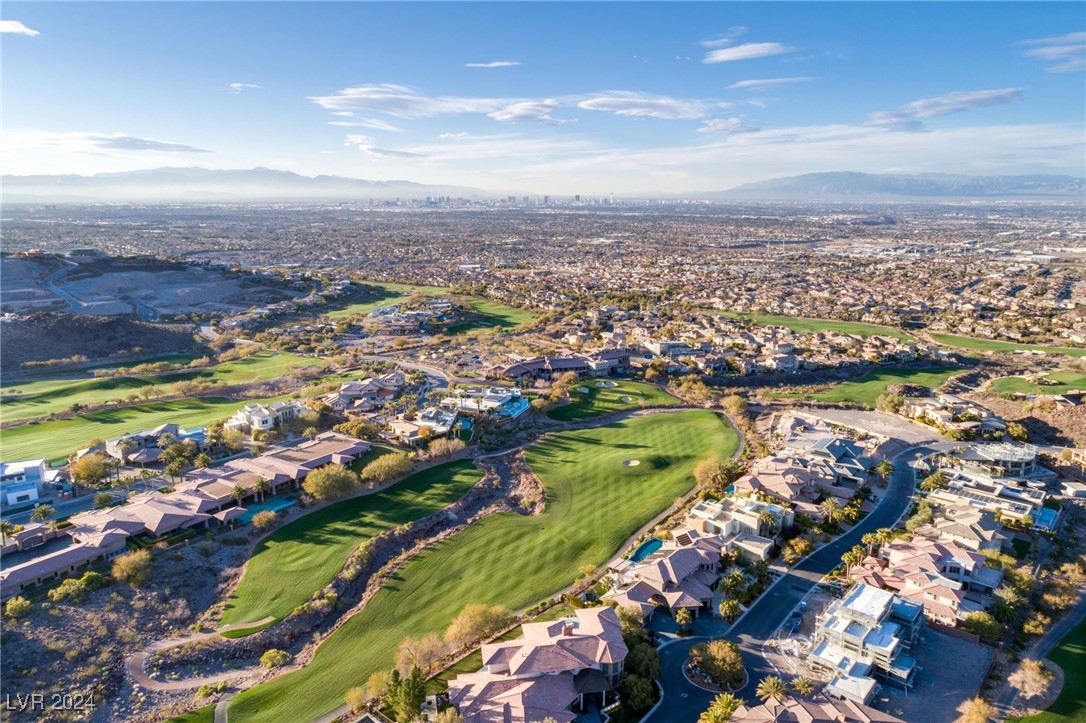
[647,442,956,722]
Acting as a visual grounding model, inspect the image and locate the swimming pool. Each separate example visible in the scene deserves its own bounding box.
[630,538,663,563]
[238,495,297,524]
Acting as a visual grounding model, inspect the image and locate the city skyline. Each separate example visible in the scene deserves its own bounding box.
[3,2,1084,194]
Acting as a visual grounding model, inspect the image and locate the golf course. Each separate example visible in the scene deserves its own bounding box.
[227,409,737,722]
[768,366,962,407]
[218,459,483,632]
[0,351,317,423]
[547,379,676,421]
[713,311,913,340]
[1009,617,1086,723]
[991,371,1086,396]
[327,282,535,331]
[930,333,1086,358]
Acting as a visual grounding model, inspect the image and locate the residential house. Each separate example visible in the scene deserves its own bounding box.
[386,406,458,445]
[448,607,628,723]
[729,695,904,723]
[0,459,46,506]
[224,401,305,435]
[808,584,924,704]
[440,387,531,420]
[104,424,208,464]
[912,504,1008,552]
[604,536,724,619]
[321,373,402,414]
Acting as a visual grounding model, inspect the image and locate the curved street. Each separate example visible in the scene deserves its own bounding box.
[647,442,956,722]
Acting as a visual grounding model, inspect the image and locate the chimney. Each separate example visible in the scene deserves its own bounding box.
[562,623,574,636]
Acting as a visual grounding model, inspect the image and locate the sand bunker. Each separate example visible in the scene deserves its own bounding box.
[596,380,617,387]
[623,460,641,467]
[575,386,590,393]
[620,396,632,402]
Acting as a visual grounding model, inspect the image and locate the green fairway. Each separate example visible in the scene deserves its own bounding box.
[713,311,913,340]
[163,706,216,723]
[1009,617,1086,723]
[770,366,961,407]
[0,394,294,463]
[930,334,1086,358]
[0,351,318,423]
[219,460,482,629]
[547,379,676,421]
[327,282,535,332]
[227,410,737,722]
[991,372,1086,396]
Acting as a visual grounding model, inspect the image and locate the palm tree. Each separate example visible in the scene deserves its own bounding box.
[231,484,248,506]
[875,527,895,549]
[819,498,843,524]
[921,470,950,493]
[117,438,137,464]
[862,532,879,557]
[755,675,789,703]
[874,460,895,484]
[699,692,743,723]
[254,477,272,503]
[791,677,815,697]
[30,504,56,526]
[157,432,178,449]
[675,608,694,632]
[0,520,14,546]
[302,426,319,440]
[841,545,867,573]
[164,460,184,484]
[194,453,213,469]
[718,598,741,621]
[757,510,777,537]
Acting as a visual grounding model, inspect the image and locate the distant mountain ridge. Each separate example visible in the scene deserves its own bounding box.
[2,167,495,202]
[722,172,1085,199]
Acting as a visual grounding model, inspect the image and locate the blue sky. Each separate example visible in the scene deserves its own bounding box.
[3,2,1084,194]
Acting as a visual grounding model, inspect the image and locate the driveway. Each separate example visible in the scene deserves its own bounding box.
[646,441,957,722]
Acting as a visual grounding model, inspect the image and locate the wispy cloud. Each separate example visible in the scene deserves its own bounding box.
[577,91,710,119]
[343,134,424,157]
[698,118,760,134]
[488,100,566,125]
[329,117,403,131]
[9,131,210,154]
[0,20,39,36]
[699,26,748,48]
[869,87,1024,130]
[728,77,814,91]
[310,83,506,118]
[465,60,521,68]
[703,42,795,64]
[1020,31,1086,73]
[229,82,261,93]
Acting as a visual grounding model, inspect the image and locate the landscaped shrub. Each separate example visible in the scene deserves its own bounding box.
[359,453,413,485]
[251,509,278,531]
[302,463,359,500]
[260,648,291,669]
[112,549,152,587]
[4,596,32,619]
[47,578,87,604]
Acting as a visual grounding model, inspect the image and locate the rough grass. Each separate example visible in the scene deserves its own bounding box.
[218,460,483,629]
[768,366,961,407]
[930,334,1086,358]
[0,351,317,422]
[547,380,676,421]
[713,310,913,340]
[227,410,737,722]
[163,706,216,723]
[0,394,294,463]
[1009,617,1086,723]
[991,372,1086,396]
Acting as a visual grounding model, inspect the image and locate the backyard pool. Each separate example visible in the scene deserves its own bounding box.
[630,538,663,563]
[239,495,297,524]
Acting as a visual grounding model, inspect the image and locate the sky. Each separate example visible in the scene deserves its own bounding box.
[2,1,1085,195]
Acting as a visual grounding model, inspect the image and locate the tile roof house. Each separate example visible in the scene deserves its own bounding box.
[448,607,628,723]
[729,694,904,722]
[224,401,305,435]
[912,504,1008,552]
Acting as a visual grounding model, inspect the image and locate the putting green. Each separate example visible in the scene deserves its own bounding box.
[991,372,1086,396]
[547,380,676,421]
[227,409,737,722]
[219,459,483,629]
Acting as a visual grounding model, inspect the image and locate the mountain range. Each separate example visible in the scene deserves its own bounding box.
[3,168,1083,203]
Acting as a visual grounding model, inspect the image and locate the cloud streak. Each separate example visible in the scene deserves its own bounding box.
[869,87,1024,130]
[577,92,710,119]
[343,134,424,157]
[10,131,210,154]
[1020,31,1086,73]
[728,77,814,91]
[465,60,520,68]
[703,42,795,64]
[229,83,261,92]
[698,118,759,134]
[0,20,39,36]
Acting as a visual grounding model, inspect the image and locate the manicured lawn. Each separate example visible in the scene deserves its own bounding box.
[769,366,962,407]
[0,351,318,423]
[991,372,1086,396]
[931,334,1086,358]
[227,410,737,722]
[1009,617,1086,723]
[0,394,294,463]
[218,460,482,630]
[325,282,449,319]
[447,297,536,333]
[547,380,676,421]
[713,311,913,340]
